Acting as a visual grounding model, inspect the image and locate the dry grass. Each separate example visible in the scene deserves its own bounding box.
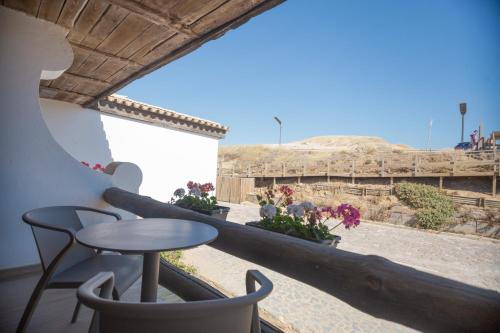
[220,136,495,176]
[220,136,411,165]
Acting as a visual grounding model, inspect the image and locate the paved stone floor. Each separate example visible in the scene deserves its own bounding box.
[183,202,500,333]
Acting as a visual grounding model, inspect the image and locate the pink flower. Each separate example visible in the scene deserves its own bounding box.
[336,204,361,229]
[321,206,337,219]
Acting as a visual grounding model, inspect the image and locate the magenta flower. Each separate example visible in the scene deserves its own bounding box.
[321,206,337,219]
[336,204,361,229]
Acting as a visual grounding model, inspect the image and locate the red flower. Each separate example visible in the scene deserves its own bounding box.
[279,185,294,197]
[200,182,215,193]
[82,161,105,172]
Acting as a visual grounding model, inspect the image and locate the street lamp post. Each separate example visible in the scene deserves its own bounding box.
[459,103,467,143]
[274,116,282,146]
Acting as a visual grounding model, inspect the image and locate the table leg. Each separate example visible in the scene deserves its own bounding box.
[141,252,160,302]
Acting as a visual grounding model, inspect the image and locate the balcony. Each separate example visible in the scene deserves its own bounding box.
[1,1,499,332]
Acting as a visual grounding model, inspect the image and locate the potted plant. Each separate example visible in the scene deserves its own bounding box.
[171,181,230,220]
[246,185,361,247]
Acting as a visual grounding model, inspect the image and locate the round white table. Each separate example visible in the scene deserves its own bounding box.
[76,218,218,302]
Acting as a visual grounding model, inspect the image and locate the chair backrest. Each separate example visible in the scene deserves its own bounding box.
[23,206,97,274]
[78,270,273,333]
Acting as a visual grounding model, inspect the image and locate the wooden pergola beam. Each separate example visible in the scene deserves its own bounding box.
[62,72,110,86]
[39,86,94,99]
[83,0,285,108]
[103,187,500,333]
[104,0,197,37]
[69,42,143,68]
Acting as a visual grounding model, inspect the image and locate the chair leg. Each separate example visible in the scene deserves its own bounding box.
[16,272,51,333]
[71,300,82,323]
[112,288,120,301]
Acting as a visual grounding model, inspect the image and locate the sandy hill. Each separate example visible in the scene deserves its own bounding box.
[219,136,411,164]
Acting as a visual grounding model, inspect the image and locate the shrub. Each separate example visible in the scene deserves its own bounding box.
[160,250,196,274]
[395,183,453,229]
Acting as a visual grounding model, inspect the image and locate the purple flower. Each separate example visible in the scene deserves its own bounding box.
[321,206,337,219]
[287,204,305,217]
[336,204,361,229]
[301,201,315,211]
[260,204,277,218]
[189,186,202,197]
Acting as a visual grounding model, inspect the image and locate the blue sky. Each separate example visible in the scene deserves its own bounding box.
[119,0,500,149]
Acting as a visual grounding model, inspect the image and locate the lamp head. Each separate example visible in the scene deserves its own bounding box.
[459,103,467,116]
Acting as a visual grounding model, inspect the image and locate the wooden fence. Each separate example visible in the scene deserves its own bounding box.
[220,153,499,178]
[219,150,499,195]
[309,184,500,208]
[216,176,255,204]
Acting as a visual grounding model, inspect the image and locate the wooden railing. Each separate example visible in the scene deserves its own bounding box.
[219,150,499,179]
[104,187,500,333]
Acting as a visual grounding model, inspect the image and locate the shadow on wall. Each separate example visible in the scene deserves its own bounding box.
[40,98,114,166]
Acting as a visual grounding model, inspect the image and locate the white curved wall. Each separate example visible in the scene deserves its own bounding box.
[0,6,217,269]
[41,99,220,204]
[0,8,129,269]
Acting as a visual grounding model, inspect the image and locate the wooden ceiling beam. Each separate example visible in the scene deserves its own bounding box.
[69,42,143,68]
[83,0,285,108]
[104,0,198,38]
[61,72,111,86]
[39,86,95,105]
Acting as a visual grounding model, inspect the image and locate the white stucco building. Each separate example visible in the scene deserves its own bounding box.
[41,95,228,205]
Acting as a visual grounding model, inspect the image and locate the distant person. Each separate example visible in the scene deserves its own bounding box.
[470,130,478,150]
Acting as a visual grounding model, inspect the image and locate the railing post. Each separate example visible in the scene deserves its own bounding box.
[492,160,498,196]
[493,176,497,197]
[327,161,331,183]
[351,160,355,185]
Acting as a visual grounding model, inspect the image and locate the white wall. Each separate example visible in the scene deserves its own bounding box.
[0,7,115,269]
[41,99,220,203]
[39,99,114,165]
